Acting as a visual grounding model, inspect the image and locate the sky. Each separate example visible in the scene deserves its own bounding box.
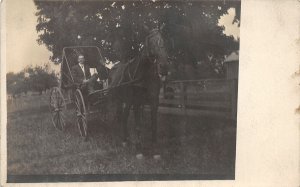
[6,0,54,73]
[218,8,240,41]
[5,0,240,73]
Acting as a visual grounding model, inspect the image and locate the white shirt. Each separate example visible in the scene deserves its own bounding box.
[89,68,100,81]
[79,63,85,79]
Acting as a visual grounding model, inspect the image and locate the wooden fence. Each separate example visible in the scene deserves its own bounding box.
[157,79,238,120]
[7,93,49,113]
[7,79,238,120]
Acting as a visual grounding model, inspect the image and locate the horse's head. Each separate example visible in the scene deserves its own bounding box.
[144,25,169,77]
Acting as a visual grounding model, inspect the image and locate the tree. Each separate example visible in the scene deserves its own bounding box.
[34,0,240,79]
[26,64,58,94]
[7,72,29,97]
[6,65,58,96]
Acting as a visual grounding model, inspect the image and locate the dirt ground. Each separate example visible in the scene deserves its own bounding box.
[7,95,236,181]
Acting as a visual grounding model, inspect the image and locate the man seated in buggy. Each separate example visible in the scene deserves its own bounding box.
[71,54,108,96]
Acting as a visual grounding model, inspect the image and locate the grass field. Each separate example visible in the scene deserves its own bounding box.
[7,94,236,179]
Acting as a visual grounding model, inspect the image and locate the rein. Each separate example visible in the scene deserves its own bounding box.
[120,29,164,86]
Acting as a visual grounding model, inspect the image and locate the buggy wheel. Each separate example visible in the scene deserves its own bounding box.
[74,89,88,138]
[49,87,66,131]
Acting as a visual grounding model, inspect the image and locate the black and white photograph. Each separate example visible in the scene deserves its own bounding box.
[5,0,241,183]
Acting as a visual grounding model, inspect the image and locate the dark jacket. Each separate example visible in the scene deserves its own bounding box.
[71,64,91,85]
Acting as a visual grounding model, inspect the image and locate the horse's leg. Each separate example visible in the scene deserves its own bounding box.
[121,102,130,145]
[133,104,143,159]
[115,101,123,123]
[151,101,160,159]
[151,103,158,143]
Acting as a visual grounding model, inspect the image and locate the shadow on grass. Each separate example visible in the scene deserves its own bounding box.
[7,102,236,181]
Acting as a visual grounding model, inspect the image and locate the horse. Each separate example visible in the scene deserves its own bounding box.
[108,26,169,159]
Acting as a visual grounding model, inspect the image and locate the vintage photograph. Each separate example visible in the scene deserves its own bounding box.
[6,0,240,182]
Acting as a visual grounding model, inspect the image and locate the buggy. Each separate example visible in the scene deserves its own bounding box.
[49,46,111,139]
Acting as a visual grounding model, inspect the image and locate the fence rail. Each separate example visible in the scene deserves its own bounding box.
[158,79,238,119]
[7,94,49,113]
[7,79,238,120]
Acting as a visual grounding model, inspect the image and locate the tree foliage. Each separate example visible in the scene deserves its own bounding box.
[7,72,29,97]
[7,65,58,96]
[34,0,240,79]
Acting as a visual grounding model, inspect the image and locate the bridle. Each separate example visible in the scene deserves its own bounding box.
[144,29,158,61]
[127,29,167,82]
[142,29,166,77]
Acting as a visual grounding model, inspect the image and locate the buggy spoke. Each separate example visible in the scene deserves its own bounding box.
[75,101,80,110]
[55,91,59,101]
[75,98,80,109]
[61,112,66,120]
[58,95,64,107]
[49,87,66,131]
[53,112,58,123]
[57,113,64,129]
[77,118,83,137]
[57,113,61,128]
[74,89,87,137]
[56,113,59,128]
[50,106,56,112]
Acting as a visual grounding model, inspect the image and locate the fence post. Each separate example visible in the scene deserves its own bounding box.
[180,82,187,138]
[180,82,188,111]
